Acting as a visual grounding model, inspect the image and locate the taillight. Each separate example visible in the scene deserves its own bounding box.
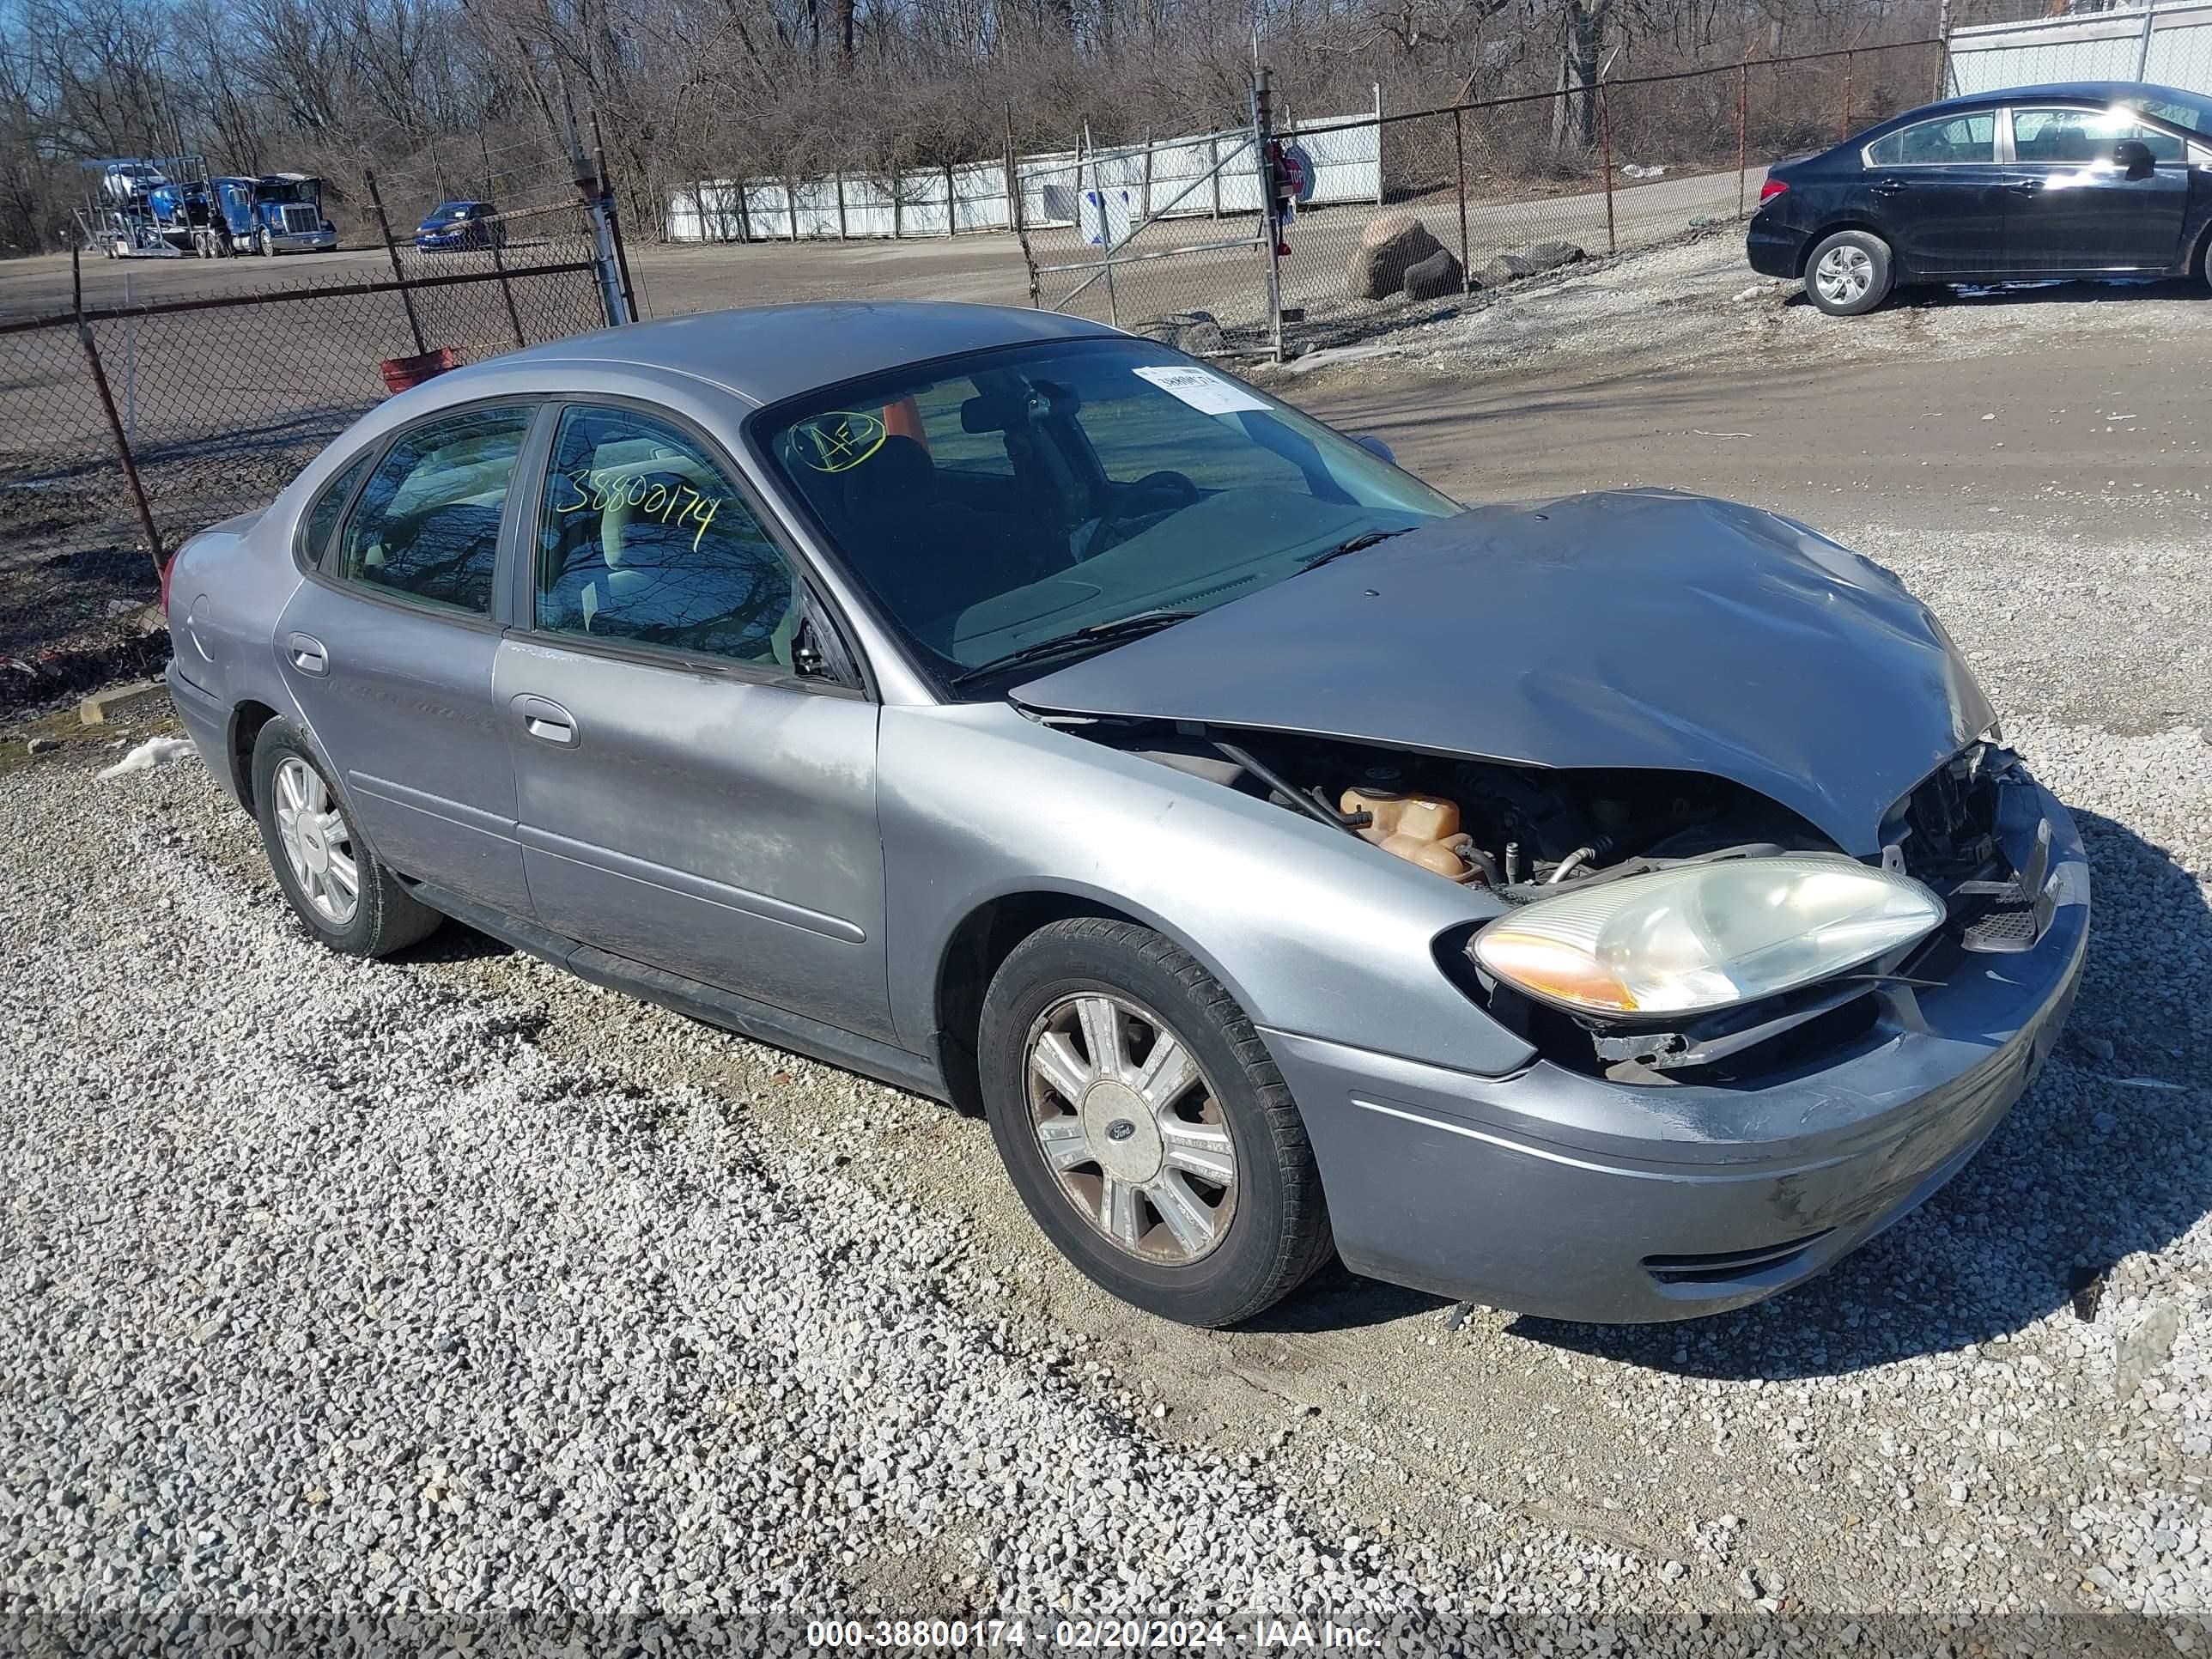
[1759,179,1790,204]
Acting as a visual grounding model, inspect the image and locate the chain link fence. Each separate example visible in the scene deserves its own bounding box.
[1266,39,1944,351]
[0,196,622,711]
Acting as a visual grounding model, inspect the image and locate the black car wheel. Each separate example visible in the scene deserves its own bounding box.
[1805,229,1893,316]
[977,916,1334,1327]
[251,720,443,958]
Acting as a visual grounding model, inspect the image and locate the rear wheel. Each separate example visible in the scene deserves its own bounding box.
[1805,229,1893,316]
[251,721,441,957]
[977,917,1333,1327]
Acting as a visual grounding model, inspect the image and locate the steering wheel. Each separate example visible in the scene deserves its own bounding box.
[1122,471,1200,514]
[1076,471,1201,562]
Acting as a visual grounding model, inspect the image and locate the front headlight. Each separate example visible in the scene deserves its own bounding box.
[1472,855,1945,1018]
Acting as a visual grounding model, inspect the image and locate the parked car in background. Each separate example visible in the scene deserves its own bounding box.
[1748,81,2212,314]
[161,303,2086,1329]
[415,200,505,252]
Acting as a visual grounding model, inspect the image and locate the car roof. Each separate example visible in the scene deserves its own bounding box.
[477,301,1123,409]
[1891,79,2208,121]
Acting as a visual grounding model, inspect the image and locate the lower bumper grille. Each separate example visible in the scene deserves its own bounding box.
[1644,1231,1833,1286]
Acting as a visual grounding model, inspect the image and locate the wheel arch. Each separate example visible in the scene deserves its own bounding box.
[1799,219,1897,277]
[227,698,283,810]
[930,885,1256,1119]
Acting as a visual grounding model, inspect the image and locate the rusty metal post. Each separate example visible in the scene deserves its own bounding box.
[1840,50,1856,141]
[363,168,428,356]
[488,224,526,348]
[1737,60,1751,218]
[1598,79,1618,258]
[945,163,957,234]
[1008,106,1041,307]
[1253,68,1284,363]
[1934,0,1954,99]
[1453,107,1471,291]
[74,248,164,578]
[591,112,639,322]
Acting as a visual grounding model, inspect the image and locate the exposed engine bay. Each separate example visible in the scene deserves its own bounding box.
[1092,722,1839,895]
[1056,715,2021,1085]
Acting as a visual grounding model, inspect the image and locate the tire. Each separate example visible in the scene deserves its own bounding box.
[977,917,1333,1327]
[258,228,274,257]
[250,720,442,958]
[1804,228,1893,316]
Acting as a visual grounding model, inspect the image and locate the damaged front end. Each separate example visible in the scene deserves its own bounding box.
[1042,711,2057,1087]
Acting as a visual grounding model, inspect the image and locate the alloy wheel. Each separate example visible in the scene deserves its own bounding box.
[1814,243,1874,307]
[1024,992,1237,1265]
[272,757,359,926]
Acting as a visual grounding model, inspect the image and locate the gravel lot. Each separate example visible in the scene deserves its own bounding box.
[6,248,2212,1652]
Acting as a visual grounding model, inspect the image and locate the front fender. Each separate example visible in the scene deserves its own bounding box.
[877,702,1539,1079]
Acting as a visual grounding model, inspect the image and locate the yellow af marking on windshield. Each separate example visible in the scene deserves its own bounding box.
[791,410,889,474]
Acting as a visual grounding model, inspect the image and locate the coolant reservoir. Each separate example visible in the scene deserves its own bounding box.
[1342,788,1476,880]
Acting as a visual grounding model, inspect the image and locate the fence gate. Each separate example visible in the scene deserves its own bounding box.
[1022,118,1276,357]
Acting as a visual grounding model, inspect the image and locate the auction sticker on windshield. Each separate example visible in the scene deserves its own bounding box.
[1133,364,1270,416]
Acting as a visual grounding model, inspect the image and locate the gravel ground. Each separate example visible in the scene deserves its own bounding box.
[8,263,2212,1653]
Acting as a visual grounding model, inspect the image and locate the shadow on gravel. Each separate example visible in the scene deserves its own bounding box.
[1506,803,2212,1381]
[1776,275,2212,313]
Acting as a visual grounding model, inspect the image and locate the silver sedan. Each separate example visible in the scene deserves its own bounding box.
[163,302,2087,1327]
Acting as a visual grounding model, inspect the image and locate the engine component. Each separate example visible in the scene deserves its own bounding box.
[1342,787,1484,882]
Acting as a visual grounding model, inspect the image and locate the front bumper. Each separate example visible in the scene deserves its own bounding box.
[270,230,336,253]
[1270,769,2089,1324]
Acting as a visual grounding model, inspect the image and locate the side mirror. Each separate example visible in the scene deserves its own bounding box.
[2114,138,2156,180]
[1352,434,1395,465]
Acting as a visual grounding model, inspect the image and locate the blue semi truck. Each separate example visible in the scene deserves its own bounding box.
[153,173,337,256]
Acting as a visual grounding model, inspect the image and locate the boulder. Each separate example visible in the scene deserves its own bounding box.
[1477,240,1585,289]
[1348,212,1446,301]
[1138,310,1226,356]
[1401,247,1463,301]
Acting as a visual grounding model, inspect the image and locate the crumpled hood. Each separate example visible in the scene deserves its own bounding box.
[1015,489,1993,855]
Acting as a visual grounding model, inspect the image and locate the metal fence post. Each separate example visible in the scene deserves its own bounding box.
[1372,82,1384,204]
[592,113,640,324]
[73,248,164,579]
[1737,60,1751,219]
[1253,69,1284,362]
[1453,107,1471,291]
[2136,5,2155,79]
[946,164,958,234]
[1840,50,1856,142]
[1008,108,1041,307]
[1934,0,1954,100]
[489,222,526,346]
[1597,79,1617,257]
[363,167,428,356]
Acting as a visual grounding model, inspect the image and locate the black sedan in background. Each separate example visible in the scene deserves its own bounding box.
[1748,81,2212,314]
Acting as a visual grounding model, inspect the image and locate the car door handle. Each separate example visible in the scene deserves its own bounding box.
[512,694,576,745]
[2003,179,2042,196]
[1870,178,1907,195]
[284,632,328,676]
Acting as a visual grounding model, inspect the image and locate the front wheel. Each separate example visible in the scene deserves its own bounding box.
[1804,229,1893,316]
[258,228,275,257]
[977,917,1334,1327]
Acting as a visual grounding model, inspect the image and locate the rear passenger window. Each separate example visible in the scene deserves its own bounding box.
[330,407,531,616]
[301,451,374,568]
[534,405,801,671]
[1867,112,1997,166]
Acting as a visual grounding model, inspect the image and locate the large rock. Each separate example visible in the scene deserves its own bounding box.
[1137,310,1226,356]
[1401,247,1463,301]
[1348,212,1446,301]
[1479,240,1586,289]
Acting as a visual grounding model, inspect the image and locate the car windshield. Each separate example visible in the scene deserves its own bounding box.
[431,202,471,218]
[757,337,1458,691]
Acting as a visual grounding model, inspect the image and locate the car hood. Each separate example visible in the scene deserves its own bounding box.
[1013,489,1993,856]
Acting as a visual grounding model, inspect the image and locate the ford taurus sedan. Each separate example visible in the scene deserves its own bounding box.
[161,302,2087,1328]
[1749,80,2212,314]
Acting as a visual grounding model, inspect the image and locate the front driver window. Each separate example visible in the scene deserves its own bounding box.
[2012,106,2185,166]
[331,405,531,616]
[535,405,801,672]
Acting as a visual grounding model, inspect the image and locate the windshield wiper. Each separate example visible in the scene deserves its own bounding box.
[951,609,1194,687]
[1299,526,1412,572]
